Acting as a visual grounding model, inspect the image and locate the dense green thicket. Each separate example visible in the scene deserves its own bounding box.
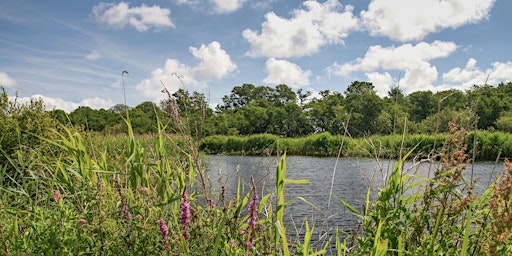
[51,81,512,138]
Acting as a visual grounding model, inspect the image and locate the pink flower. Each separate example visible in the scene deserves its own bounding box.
[180,193,191,240]
[247,193,259,230]
[158,219,170,246]
[52,189,62,200]
[230,240,236,247]
[76,219,88,227]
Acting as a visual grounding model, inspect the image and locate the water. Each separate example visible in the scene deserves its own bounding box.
[202,155,501,252]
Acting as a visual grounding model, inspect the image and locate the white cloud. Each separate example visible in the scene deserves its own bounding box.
[136,41,237,101]
[263,58,310,88]
[174,0,246,14]
[13,95,115,113]
[85,50,102,61]
[440,58,512,91]
[189,41,238,80]
[211,0,246,14]
[365,72,393,97]
[329,40,457,93]
[361,0,495,42]
[0,72,18,88]
[242,0,359,58]
[91,2,174,32]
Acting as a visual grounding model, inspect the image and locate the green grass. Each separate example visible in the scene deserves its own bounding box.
[1,119,511,255]
[201,131,512,161]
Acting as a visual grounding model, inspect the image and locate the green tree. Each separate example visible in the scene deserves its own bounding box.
[406,91,436,123]
[48,109,68,125]
[496,112,512,132]
[468,85,504,130]
[305,91,346,134]
[344,81,384,136]
[69,106,112,131]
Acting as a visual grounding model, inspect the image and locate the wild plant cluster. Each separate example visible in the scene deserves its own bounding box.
[1,86,511,255]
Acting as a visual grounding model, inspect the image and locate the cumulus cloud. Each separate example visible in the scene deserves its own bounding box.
[13,95,115,113]
[439,58,512,91]
[0,72,18,88]
[365,72,394,97]
[174,0,246,14]
[211,0,246,14]
[85,50,102,61]
[242,0,359,58]
[361,0,495,42]
[328,40,457,93]
[91,2,174,32]
[263,58,310,88]
[136,41,237,101]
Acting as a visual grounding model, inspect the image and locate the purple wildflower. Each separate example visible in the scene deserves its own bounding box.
[158,219,170,250]
[247,193,259,230]
[180,193,191,241]
[245,192,259,250]
[111,179,132,247]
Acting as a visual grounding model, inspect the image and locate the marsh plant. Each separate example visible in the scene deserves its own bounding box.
[0,83,511,255]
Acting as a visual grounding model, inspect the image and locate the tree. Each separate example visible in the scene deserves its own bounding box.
[49,109,68,125]
[69,106,112,131]
[305,91,346,134]
[496,112,512,132]
[272,84,296,106]
[468,85,504,130]
[297,88,311,108]
[406,91,436,123]
[344,81,384,136]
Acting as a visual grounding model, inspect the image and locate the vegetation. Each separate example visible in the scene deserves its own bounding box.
[200,131,512,161]
[1,78,511,255]
[36,81,512,138]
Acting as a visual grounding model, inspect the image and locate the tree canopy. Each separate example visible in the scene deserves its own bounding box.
[49,81,512,136]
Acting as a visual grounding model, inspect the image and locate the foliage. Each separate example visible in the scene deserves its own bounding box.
[1,98,512,255]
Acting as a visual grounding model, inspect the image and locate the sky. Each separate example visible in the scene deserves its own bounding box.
[1,0,511,112]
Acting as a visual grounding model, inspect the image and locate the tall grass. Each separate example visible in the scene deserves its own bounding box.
[1,85,511,254]
[201,131,512,161]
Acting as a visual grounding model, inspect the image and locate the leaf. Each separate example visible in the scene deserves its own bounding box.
[337,196,361,217]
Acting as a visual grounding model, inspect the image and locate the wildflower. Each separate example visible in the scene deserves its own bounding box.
[77,219,88,227]
[230,240,236,247]
[180,193,191,240]
[247,193,259,230]
[158,219,170,249]
[111,179,132,246]
[139,186,150,194]
[245,191,259,250]
[52,189,62,201]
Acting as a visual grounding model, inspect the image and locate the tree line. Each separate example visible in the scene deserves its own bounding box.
[48,81,512,137]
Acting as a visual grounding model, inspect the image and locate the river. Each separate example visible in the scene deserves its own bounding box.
[202,155,502,252]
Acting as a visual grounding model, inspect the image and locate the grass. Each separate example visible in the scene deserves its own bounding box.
[1,88,511,254]
[200,131,512,161]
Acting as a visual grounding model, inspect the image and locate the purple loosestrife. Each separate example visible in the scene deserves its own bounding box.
[111,179,132,247]
[180,193,191,241]
[158,219,171,250]
[245,192,259,249]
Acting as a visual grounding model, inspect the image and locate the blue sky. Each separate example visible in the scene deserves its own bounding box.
[1,0,511,112]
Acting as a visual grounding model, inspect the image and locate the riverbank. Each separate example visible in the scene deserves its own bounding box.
[200,131,512,161]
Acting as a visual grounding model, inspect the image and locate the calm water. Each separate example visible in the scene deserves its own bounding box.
[202,155,501,252]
